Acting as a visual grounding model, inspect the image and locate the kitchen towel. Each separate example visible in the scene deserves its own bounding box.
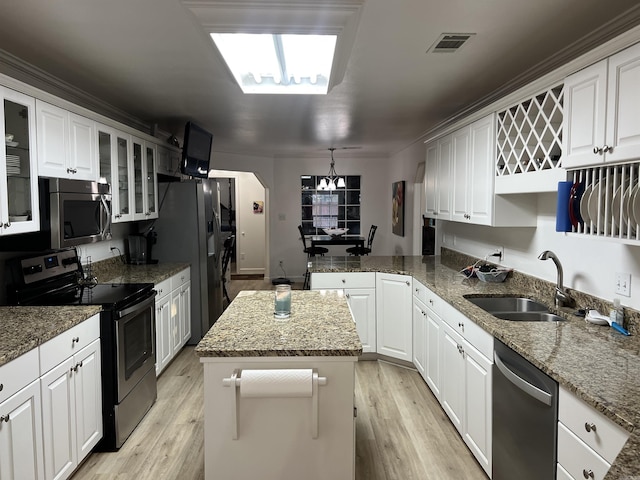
[556,181,573,232]
[239,369,313,398]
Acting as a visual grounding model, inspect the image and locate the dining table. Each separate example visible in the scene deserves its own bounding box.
[310,234,365,250]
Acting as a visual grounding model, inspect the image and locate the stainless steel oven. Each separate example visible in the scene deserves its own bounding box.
[115,293,155,402]
[4,247,158,451]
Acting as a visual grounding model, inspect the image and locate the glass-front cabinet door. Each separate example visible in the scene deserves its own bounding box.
[145,142,158,219]
[132,136,145,218]
[0,87,39,235]
[98,125,133,223]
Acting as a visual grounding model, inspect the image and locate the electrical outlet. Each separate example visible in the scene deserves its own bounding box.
[615,272,631,297]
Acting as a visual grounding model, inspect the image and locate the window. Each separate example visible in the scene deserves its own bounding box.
[301,175,360,235]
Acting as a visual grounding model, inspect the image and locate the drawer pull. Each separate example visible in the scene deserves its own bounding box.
[583,469,594,479]
[72,337,80,345]
[0,414,9,422]
[345,293,350,299]
[584,422,597,433]
[0,383,3,392]
[341,279,346,284]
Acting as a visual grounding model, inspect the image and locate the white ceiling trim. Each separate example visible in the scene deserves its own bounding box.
[183,0,363,92]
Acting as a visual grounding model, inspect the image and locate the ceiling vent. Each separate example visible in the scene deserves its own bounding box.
[429,33,475,53]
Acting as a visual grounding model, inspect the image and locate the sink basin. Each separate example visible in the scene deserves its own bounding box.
[464,295,566,322]
[493,312,566,322]
[465,296,549,313]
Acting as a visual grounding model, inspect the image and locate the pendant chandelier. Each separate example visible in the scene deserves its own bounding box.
[317,148,345,190]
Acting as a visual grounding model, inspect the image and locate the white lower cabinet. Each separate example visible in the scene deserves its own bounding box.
[310,272,377,353]
[412,296,427,377]
[155,267,192,375]
[557,386,629,480]
[0,379,45,480]
[376,273,413,362]
[345,288,376,353]
[439,311,493,476]
[40,339,102,480]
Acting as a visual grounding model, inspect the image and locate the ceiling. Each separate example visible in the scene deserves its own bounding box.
[1,0,640,158]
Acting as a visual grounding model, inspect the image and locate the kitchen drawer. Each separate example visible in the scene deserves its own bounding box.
[311,272,376,290]
[155,277,171,298]
[557,462,575,480]
[39,313,100,374]
[171,267,190,291]
[559,386,629,463]
[0,348,39,404]
[440,302,493,359]
[558,422,610,480]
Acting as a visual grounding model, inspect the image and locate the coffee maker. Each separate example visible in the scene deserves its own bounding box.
[127,228,158,264]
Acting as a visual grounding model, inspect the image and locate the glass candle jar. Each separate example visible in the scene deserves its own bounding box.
[274,284,292,319]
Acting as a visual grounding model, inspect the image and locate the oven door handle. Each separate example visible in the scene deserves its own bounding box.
[116,291,157,318]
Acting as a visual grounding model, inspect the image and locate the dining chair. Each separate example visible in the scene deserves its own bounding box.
[298,225,328,289]
[346,225,377,256]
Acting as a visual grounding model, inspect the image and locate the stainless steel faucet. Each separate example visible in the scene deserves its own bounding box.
[538,250,575,308]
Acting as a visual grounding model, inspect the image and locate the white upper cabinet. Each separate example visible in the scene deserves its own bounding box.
[424,141,438,218]
[426,113,535,226]
[563,42,640,169]
[436,134,453,219]
[0,87,40,236]
[131,137,158,220]
[36,101,97,181]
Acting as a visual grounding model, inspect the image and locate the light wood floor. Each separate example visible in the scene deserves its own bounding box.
[73,279,486,480]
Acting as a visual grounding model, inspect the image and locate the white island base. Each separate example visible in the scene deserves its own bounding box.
[201,356,357,480]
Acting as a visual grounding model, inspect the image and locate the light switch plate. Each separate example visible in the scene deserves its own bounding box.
[615,272,631,297]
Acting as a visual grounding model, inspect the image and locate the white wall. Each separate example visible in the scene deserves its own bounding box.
[439,193,640,311]
[387,140,426,256]
[273,154,392,279]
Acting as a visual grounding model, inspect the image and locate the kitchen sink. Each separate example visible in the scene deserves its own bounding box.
[464,295,566,322]
[492,312,566,322]
[465,296,549,313]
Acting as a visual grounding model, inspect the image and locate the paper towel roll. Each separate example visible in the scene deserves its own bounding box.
[556,181,573,232]
[240,369,313,398]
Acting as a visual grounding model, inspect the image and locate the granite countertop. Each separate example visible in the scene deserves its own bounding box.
[0,306,102,366]
[310,254,640,479]
[96,261,190,285]
[195,290,362,357]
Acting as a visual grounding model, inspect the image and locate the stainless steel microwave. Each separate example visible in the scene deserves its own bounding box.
[0,178,112,251]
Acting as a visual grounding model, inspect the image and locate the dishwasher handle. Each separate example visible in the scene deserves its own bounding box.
[494,351,553,406]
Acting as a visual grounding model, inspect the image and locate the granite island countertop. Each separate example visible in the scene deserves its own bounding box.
[310,254,640,479]
[0,306,102,366]
[195,290,362,357]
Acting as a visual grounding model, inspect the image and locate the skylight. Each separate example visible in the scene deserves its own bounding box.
[211,33,337,95]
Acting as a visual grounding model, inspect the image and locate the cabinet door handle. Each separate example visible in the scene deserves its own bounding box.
[582,469,594,479]
[602,145,612,153]
[593,146,603,155]
[0,383,3,392]
[584,422,597,433]
[0,414,9,422]
[406,281,410,286]
[345,293,350,299]
[341,279,346,283]
[72,337,80,345]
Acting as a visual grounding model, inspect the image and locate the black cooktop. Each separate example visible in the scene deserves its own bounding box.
[29,282,155,309]
[4,247,155,310]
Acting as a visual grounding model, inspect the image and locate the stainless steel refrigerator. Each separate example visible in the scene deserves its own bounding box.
[153,179,224,343]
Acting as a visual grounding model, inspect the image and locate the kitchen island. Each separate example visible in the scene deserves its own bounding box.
[195,290,362,480]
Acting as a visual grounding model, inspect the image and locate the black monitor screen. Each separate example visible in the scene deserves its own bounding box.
[181,121,213,178]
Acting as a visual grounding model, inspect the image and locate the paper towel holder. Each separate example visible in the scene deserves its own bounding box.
[222,368,327,440]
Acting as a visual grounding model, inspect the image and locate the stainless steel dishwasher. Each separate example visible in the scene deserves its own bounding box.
[493,339,558,480]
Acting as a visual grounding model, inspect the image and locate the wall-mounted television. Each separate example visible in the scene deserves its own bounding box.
[181,121,213,178]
